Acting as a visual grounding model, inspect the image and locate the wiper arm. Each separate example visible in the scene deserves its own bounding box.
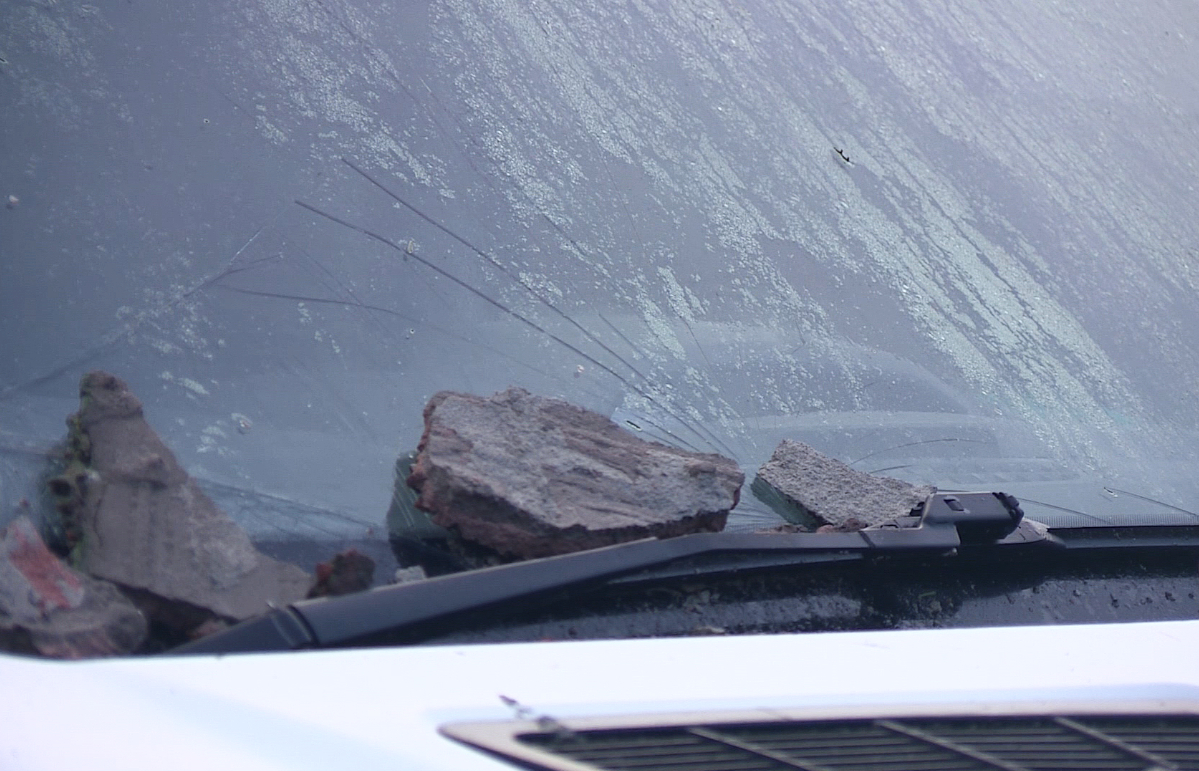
[171,492,1044,655]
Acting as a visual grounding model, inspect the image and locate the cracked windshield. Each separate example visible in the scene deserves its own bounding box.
[2,0,1198,651]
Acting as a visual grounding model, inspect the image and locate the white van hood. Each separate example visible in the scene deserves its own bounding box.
[4,620,1199,771]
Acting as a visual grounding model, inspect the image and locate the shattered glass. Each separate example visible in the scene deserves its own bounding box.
[3,0,1199,576]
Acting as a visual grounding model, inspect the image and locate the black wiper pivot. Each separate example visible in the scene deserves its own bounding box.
[918,491,1026,544]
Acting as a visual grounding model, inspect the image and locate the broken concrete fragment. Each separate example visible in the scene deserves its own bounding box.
[815,517,870,533]
[755,439,934,528]
[408,388,743,559]
[0,516,146,658]
[393,565,428,584]
[52,371,312,628]
[307,549,376,598]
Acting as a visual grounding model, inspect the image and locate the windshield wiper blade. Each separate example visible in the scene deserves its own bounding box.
[171,492,1046,655]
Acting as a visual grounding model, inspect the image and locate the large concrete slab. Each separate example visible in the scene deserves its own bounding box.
[408,388,744,558]
[49,372,312,627]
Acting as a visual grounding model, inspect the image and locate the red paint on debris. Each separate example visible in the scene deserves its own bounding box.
[3,518,84,611]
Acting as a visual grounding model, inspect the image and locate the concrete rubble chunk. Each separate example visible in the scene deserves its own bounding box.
[407,388,744,559]
[0,516,147,658]
[307,549,376,598]
[50,371,312,628]
[755,439,934,528]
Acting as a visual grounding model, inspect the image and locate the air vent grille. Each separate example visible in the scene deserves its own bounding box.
[514,715,1199,771]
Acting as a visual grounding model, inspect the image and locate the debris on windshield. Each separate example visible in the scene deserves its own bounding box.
[47,371,312,639]
[815,518,871,534]
[754,440,933,530]
[0,515,146,658]
[407,388,744,559]
[393,566,428,584]
[307,548,376,599]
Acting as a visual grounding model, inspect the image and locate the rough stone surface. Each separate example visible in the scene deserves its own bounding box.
[408,388,744,558]
[393,565,428,584]
[756,439,934,528]
[50,371,312,626]
[0,516,146,658]
[307,549,376,598]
